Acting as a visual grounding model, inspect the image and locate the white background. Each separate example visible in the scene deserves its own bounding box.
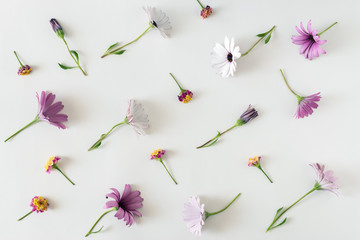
[0,0,359,239]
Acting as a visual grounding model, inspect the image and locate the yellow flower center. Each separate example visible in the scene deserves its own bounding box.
[45,156,55,172]
[33,196,48,212]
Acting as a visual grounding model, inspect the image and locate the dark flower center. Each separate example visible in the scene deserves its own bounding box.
[152,21,158,28]
[227,53,233,62]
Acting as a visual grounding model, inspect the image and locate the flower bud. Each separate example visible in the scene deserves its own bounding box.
[50,18,64,39]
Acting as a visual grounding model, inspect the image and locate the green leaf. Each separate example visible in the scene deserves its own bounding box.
[256,32,268,37]
[204,139,218,148]
[58,63,77,70]
[272,218,287,229]
[93,141,102,149]
[91,226,104,234]
[107,42,119,52]
[275,207,284,217]
[113,50,126,55]
[70,50,79,62]
[265,33,272,44]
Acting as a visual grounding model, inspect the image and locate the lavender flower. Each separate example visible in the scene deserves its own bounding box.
[184,194,241,236]
[267,163,338,232]
[85,185,143,237]
[197,105,258,148]
[292,20,337,60]
[89,100,149,151]
[5,91,68,142]
[280,69,321,119]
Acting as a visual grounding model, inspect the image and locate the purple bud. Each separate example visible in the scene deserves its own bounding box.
[50,18,64,39]
[238,105,258,124]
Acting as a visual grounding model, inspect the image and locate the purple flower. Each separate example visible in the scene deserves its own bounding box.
[183,196,205,236]
[292,20,326,60]
[50,18,64,39]
[296,93,321,118]
[4,91,68,142]
[105,185,143,226]
[310,163,339,195]
[238,105,258,125]
[37,91,68,129]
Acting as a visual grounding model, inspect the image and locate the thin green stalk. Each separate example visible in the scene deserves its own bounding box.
[280,69,300,97]
[196,0,205,9]
[258,166,273,183]
[205,193,241,219]
[54,165,75,185]
[17,211,33,221]
[242,25,276,57]
[88,120,127,151]
[318,22,338,36]
[62,38,87,76]
[169,73,185,92]
[101,25,152,58]
[85,207,117,237]
[266,187,316,232]
[160,159,178,185]
[14,51,24,66]
[197,124,238,149]
[4,116,40,142]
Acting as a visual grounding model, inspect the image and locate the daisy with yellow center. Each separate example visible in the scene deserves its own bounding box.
[248,156,273,183]
[18,196,49,221]
[45,156,75,185]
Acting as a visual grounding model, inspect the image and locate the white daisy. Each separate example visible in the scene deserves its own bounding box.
[211,36,241,78]
[126,100,149,135]
[143,6,171,38]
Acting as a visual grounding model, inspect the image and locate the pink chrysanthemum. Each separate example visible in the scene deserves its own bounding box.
[105,185,144,226]
[310,163,339,195]
[296,92,321,118]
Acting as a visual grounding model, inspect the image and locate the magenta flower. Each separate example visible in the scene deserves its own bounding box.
[310,163,339,195]
[184,194,241,236]
[45,156,75,185]
[85,185,143,237]
[280,69,321,119]
[5,91,68,142]
[18,196,49,221]
[169,73,193,103]
[14,51,32,75]
[267,163,338,232]
[150,149,178,184]
[248,156,273,183]
[197,105,258,148]
[292,20,337,60]
[195,0,213,19]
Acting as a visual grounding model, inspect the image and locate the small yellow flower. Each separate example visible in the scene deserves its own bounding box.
[248,156,261,166]
[31,196,49,212]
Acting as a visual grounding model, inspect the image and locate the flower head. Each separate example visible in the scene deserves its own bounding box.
[143,6,171,38]
[183,196,205,236]
[126,100,149,135]
[211,36,241,78]
[18,65,32,75]
[151,149,165,160]
[178,90,193,103]
[310,163,339,195]
[105,185,143,226]
[30,196,49,213]
[248,156,261,166]
[201,6,213,19]
[238,105,258,125]
[50,18,64,39]
[37,91,68,129]
[291,20,326,60]
[45,156,60,173]
[296,93,321,118]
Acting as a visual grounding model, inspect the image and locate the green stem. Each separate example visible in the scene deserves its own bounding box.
[85,207,117,237]
[280,69,300,97]
[159,159,178,185]
[4,116,40,142]
[197,124,238,149]
[205,193,241,219]
[242,25,276,57]
[317,22,338,36]
[101,25,152,58]
[17,211,33,221]
[54,165,75,185]
[196,0,205,9]
[169,73,185,92]
[14,51,24,66]
[62,38,87,76]
[258,166,273,183]
[266,187,316,232]
[88,120,127,151]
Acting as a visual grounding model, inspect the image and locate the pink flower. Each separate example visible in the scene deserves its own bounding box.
[310,163,339,195]
[150,149,165,160]
[201,5,213,19]
[37,91,68,129]
[296,93,321,118]
[126,100,150,135]
[183,196,205,236]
